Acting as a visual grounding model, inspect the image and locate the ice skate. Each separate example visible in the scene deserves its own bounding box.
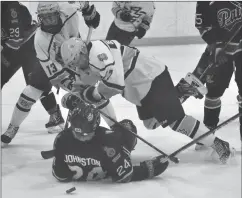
[195,125,216,151]
[1,124,19,147]
[45,105,65,134]
[210,137,236,164]
[195,142,208,151]
[177,73,208,103]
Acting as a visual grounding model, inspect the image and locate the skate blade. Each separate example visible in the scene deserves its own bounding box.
[47,124,64,134]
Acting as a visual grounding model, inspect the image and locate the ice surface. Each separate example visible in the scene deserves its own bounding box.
[1,44,241,198]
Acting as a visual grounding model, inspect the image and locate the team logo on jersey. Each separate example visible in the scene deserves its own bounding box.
[217,4,242,31]
[10,8,17,19]
[103,146,116,158]
[97,53,108,61]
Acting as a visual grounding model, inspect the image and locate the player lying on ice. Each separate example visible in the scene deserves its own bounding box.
[52,99,169,182]
[57,38,236,164]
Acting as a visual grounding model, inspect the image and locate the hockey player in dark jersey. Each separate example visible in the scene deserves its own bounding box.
[1,1,64,147]
[179,1,242,149]
[52,95,169,183]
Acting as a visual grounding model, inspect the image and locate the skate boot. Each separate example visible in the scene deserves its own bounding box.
[1,124,19,147]
[195,125,216,150]
[45,105,65,134]
[210,137,236,164]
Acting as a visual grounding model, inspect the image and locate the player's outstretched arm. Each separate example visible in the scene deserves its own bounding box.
[102,130,169,183]
[105,149,169,183]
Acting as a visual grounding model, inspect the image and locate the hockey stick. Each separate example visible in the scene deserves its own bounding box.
[62,26,94,127]
[180,25,242,103]
[168,113,242,158]
[97,110,179,164]
[41,149,55,160]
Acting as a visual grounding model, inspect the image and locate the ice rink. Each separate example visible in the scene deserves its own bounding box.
[1,44,241,198]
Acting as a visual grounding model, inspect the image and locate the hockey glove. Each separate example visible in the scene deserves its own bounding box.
[214,48,228,65]
[119,10,132,22]
[82,5,100,29]
[140,155,169,179]
[61,93,84,111]
[135,27,146,39]
[80,86,109,109]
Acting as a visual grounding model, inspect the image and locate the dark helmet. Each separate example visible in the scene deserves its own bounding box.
[70,102,100,135]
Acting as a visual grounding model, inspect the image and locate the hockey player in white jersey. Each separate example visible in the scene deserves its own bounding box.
[34,2,116,127]
[59,37,236,164]
[1,2,114,148]
[106,1,155,45]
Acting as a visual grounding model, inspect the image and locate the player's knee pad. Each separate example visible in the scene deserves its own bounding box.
[170,115,200,138]
[143,118,161,130]
[16,85,43,112]
[204,96,221,109]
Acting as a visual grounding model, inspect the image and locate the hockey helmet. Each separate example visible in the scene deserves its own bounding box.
[70,102,100,141]
[37,2,61,27]
[61,37,89,70]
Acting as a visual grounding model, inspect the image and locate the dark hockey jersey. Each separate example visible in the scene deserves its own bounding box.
[195,1,242,55]
[52,126,149,183]
[1,1,38,50]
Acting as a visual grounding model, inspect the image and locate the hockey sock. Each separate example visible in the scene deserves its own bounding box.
[170,115,215,146]
[10,85,43,127]
[40,91,57,114]
[204,96,221,128]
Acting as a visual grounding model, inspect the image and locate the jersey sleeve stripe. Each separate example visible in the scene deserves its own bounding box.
[102,80,125,91]
[124,50,140,79]
[90,62,115,71]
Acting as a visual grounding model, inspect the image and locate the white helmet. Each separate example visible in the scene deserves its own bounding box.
[37,2,60,15]
[61,37,89,69]
[37,2,61,28]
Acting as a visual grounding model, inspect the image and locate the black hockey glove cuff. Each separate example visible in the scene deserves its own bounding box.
[136,27,146,39]
[140,155,169,179]
[82,5,100,29]
[119,10,132,22]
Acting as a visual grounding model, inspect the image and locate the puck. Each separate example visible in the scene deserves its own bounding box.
[66,187,76,194]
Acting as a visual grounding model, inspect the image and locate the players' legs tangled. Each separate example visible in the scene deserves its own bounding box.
[137,67,235,164]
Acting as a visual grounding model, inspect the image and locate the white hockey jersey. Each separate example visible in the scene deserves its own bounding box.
[112,1,155,32]
[34,2,85,89]
[84,40,166,106]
